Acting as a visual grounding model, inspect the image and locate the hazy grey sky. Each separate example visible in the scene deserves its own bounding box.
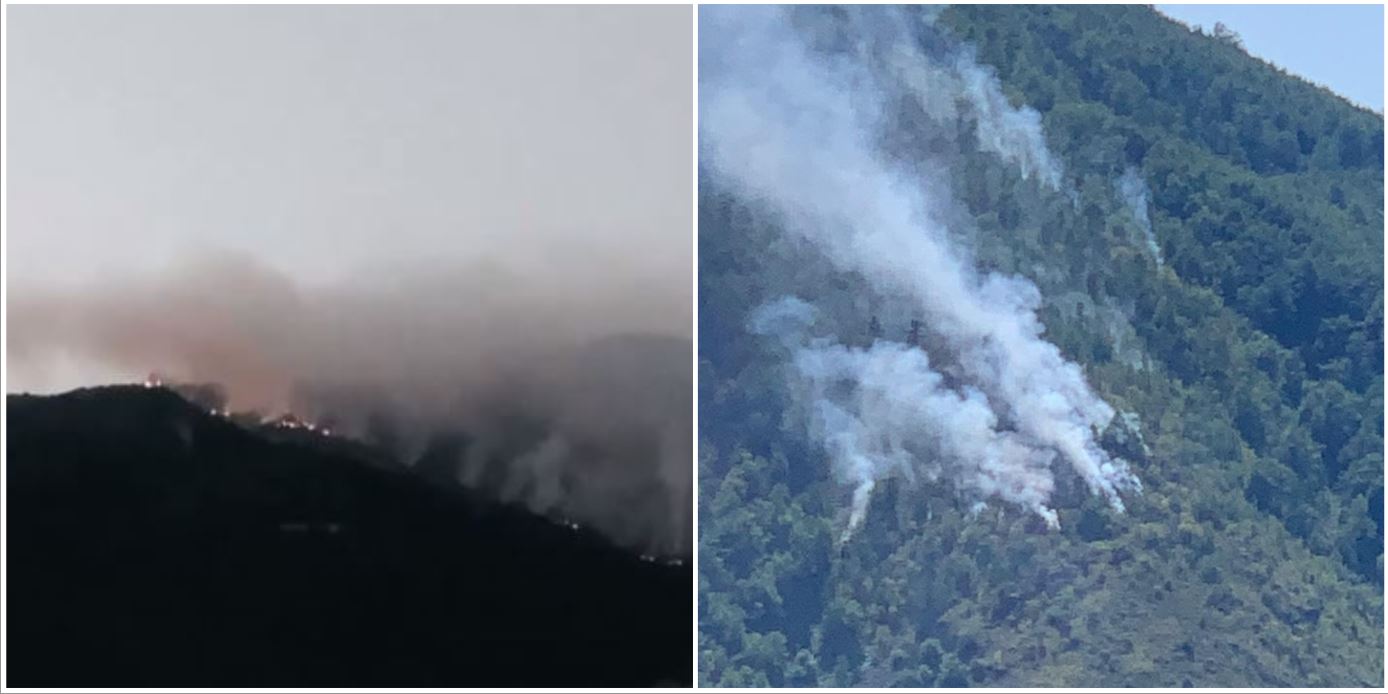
[9,4,692,289]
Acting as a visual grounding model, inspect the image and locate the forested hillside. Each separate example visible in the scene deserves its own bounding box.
[698,5,1383,688]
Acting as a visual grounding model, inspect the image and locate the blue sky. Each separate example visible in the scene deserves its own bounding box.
[1156,4,1384,112]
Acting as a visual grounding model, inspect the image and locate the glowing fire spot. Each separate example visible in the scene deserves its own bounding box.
[264,412,334,438]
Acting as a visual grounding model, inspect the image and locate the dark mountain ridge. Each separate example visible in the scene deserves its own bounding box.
[7,385,691,686]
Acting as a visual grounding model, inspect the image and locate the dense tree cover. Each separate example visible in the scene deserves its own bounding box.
[699,5,1382,687]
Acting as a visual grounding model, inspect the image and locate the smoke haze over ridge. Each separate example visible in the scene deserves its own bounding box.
[8,5,693,554]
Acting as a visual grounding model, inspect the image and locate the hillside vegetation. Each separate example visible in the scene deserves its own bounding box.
[698,5,1383,687]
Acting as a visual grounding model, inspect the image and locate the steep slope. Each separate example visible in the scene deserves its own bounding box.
[7,386,691,686]
[698,5,1381,688]
[939,0,1382,587]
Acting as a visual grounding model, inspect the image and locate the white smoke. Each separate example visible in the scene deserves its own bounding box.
[951,48,1064,190]
[751,297,1060,538]
[842,5,1063,189]
[1118,166,1162,264]
[704,6,1140,535]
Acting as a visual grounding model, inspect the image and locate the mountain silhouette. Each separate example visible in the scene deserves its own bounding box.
[7,385,691,687]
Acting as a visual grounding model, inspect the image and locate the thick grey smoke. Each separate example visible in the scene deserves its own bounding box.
[703,6,1140,534]
[1118,166,1163,264]
[9,252,692,556]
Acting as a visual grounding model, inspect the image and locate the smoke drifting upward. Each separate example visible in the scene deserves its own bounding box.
[703,6,1140,535]
[1118,166,1163,265]
[751,298,1060,538]
[831,5,1063,189]
[9,251,692,555]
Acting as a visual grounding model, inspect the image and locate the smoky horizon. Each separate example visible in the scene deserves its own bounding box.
[7,4,694,555]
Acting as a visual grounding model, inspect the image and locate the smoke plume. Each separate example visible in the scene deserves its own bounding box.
[703,5,1140,534]
[826,5,1063,190]
[751,297,1061,538]
[9,251,692,555]
[1118,166,1163,264]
